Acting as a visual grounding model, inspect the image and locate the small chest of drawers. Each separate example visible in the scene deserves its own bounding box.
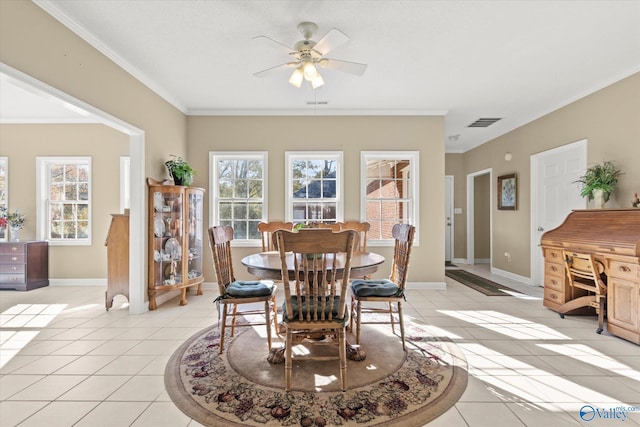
[0,241,49,291]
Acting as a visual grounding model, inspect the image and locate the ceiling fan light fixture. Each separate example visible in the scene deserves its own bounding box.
[311,73,325,89]
[288,67,304,88]
[303,61,318,81]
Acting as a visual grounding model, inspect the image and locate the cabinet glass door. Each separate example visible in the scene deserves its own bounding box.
[151,188,184,287]
[186,189,203,281]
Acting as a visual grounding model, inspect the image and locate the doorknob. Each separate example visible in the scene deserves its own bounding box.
[538,226,544,232]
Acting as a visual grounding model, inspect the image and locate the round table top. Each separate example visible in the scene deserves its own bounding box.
[241,251,385,280]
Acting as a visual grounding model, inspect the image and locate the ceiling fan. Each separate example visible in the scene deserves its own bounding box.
[253,21,367,89]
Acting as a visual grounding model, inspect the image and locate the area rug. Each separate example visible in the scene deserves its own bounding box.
[445,269,523,296]
[165,320,468,426]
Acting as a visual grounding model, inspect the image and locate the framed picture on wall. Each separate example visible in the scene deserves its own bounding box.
[497,173,517,210]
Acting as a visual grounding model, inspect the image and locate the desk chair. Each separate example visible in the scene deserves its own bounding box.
[208,225,278,353]
[558,250,607,334]
[275,228,357,392]
[350,224,415,350]
[258,221,293,251]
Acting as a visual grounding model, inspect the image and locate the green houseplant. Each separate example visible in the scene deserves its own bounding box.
[165,155,197,186]
[575,160,623,207]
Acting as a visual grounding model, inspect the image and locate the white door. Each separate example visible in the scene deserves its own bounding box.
[445,176,454,263]
[530,140,587,286]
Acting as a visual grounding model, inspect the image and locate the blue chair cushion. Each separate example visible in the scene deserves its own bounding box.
[225,280,275,298]
[283,295,346,325]
[351,279,401,297]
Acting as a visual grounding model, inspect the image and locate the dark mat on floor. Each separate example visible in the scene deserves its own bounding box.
[445,269,523,296]
[445,261,457,267]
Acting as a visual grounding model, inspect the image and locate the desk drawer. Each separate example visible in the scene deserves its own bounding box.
[544,248,564,263]
[0,273,26,284]
[544,288,563,304]
[545,262,564,278]
[0,263,25,274]
[544,274,564,292]
[0,254,25,264]
[0,243,26,254]
[609,261,638,282]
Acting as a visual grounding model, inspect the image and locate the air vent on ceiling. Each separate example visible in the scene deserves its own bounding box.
[306,101,328,105]
[468,118,502,128]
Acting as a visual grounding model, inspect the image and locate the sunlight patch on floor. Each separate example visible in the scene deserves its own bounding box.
[538,343,640,381]
[0,304,67,368]
[438,310,571,340]
[459,342,634,412]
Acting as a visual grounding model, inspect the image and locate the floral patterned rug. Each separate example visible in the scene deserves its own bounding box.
[165,320,468,426]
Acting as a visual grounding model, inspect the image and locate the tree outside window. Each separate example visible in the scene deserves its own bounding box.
[286,152,343,225]
[211,152,266,242]
[37,157,92,245]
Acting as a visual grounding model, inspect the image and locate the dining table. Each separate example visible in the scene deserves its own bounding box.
[241,250,386,281]
[241,250,385,363]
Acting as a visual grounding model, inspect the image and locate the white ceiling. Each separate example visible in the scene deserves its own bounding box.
[2,1,639,152]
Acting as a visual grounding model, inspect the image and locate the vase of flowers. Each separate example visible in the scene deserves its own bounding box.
[0,207,7,242]
[7,209,25,242]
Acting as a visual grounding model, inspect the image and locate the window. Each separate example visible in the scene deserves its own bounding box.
[0,157,7,211]
[361,151,419,245]
[210,152,267,244]
[36,157,92,245]
[286,152,343,225]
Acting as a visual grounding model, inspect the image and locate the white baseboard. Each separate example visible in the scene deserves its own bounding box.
[475,258,490,264]
[405,281,447,290]
[490,267,533,285]
[50,278,106,286]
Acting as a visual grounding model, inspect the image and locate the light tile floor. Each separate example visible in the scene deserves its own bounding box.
[1,264,639,426]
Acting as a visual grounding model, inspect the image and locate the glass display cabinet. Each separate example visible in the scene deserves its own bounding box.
[148,183,204,310]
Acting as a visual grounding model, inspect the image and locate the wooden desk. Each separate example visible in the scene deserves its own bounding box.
[241,251,385,281]
[541,209,640,344]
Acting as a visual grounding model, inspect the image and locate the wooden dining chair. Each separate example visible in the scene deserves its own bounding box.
[208,225,278,353]
[338,221,370,252]
[257,221,293,251]
[558,250,608,334]
[349,224,415,350]
[306,221,341,231]
[274,228,357,392]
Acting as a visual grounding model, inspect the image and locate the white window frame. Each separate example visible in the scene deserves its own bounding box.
[285,151,344,224]
[0,156,8,211]
[36,156,92,246]
[209,151,268,247]
[360,151,419,246]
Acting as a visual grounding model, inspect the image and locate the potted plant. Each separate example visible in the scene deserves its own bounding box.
[575,160,623,208]
[165,155,197,186]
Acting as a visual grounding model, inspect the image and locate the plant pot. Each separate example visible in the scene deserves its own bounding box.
[169,171,193,187]
[592,189,607,209]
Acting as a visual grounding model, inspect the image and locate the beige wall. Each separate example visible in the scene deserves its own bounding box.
[474,173,490,260]
[188,115,446,283]
[446,72,640,278]
[0,1,187,188]
[1,1,187,292]
[0,124,128,278]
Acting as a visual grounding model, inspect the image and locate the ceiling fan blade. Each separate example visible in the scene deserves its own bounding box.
[253,62,298,78]
[313,28,349,56]
[252,35,294,54]
[319,58,367,76]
